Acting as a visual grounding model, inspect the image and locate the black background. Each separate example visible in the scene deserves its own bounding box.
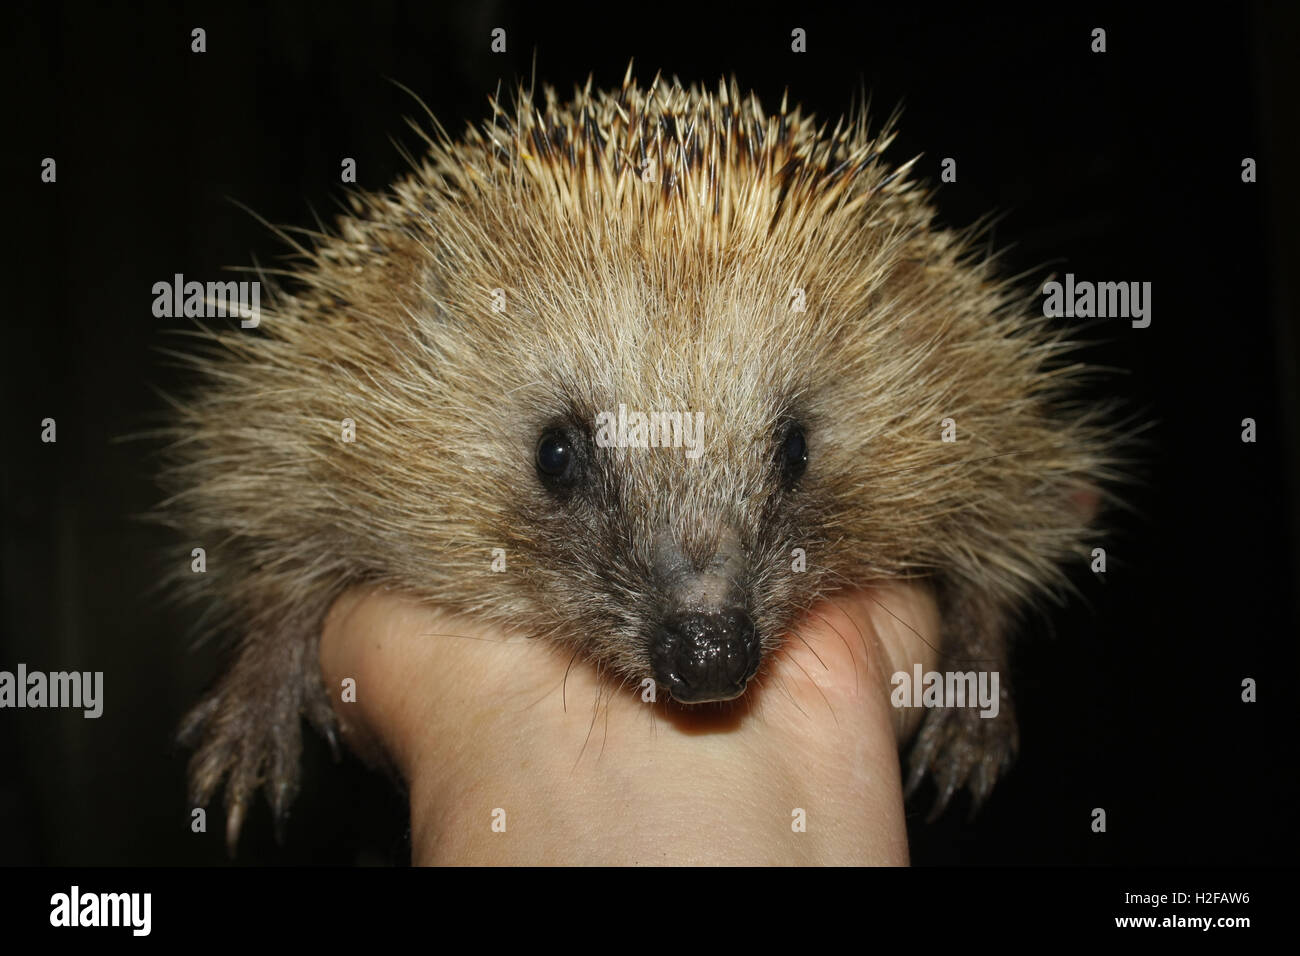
[3,1,1297,866]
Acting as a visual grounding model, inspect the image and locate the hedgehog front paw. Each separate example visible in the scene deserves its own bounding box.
[903,696,1019,821]
[179,677,302,851]
[179,644,334,852]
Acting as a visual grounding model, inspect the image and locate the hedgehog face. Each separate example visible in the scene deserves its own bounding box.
[501,379,827,705]
[446,209,849,704]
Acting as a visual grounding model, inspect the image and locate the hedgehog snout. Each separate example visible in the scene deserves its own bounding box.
[648,528,759,702]
[650,608,760,703]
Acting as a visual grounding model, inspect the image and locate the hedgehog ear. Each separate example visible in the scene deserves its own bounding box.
[1066,483,1102,526]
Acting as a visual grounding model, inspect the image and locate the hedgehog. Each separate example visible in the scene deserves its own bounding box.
[157,67,1124,850]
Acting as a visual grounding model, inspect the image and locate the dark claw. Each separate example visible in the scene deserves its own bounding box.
[904,760,927,801]
[225,798,247,857]
[926,773,959,823]
[323,725,341,762]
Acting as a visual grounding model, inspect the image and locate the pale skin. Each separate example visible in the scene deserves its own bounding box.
[319,581,941,865]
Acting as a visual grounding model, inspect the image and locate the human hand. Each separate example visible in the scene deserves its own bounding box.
[319,580,940,865]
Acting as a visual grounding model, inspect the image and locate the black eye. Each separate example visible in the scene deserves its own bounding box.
[778,423,808,484]
[536,428,577,485]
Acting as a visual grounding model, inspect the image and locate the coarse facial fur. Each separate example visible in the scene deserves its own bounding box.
[157,69,1124,848]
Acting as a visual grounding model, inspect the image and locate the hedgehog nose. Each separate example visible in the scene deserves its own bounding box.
[651,610,760,703]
